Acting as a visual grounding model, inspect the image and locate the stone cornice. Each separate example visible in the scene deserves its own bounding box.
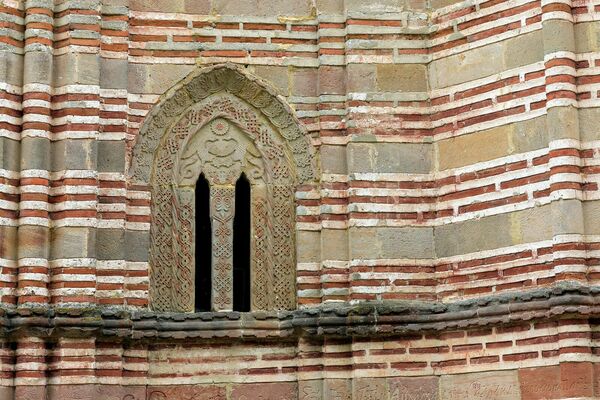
[2,282,597,341]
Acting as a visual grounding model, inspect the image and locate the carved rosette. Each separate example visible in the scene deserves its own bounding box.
[136,64,318,313]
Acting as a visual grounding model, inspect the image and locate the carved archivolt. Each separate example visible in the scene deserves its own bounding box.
[130,64,318,312]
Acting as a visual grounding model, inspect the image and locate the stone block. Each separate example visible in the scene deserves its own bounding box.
[147,385,226,400]
[18,225,49,259]
[14,385,46,400]
[252,65,289,95]
[324,379,351,400]
[52,139,97,171]
[546,106,579,141]
[573,22,600,53]
[299,379,322,400]
[128,63,194,94]
[512,204,553,244]
[319,66,345,94]
[439,370,520,400]
[353,377,388,400]
[184,0,212,14]
[98,140,126,173]
[215,0,313,16]
[436,126,512,170]
[317,0,344,14]
[511,116,547,153]
[0,51,23,86]
[51,227,95,259]
[321,144,347,174]
[291,67,318,97]
[0,226,17,261]
[584,200,600,234]
[552,199,584,235]
[97,228,125,260]
[578,108,600,142]
[350,226,435,259]
[130,0,184,12]
[504,30,543,70]
[435,213,512,257]
[347,64,376,92]
[348,143,432,174]
[0,386,13,400]
[47,385,96,400]
[345,0,405,13]
[21,137,50,170]
[376,64,428,92]
[24,51,52,85]
[430,0,461,8]
[519,365,561,400]
[560,362,594,398]
[1,137,19,172]
[322,228,348,260]
[54,53,100,86]
[543,20,576,54]
[100,58,129,89]
[230,382,297,400]
[429,42,503,89]
[126,230,150,262]
[389,376,439,400]
[297,230,321,263]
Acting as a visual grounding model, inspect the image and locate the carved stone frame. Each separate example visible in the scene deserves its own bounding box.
[130,64,318,312]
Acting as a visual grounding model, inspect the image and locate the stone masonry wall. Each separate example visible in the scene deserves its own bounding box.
[1,0,600,398]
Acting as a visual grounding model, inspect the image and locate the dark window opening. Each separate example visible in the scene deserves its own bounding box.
[195,173,212,311]
[233,173,251,312]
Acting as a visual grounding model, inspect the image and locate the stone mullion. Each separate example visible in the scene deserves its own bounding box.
[17,0,54,306]
[210,185,235,311]
[250,184,270,310]
[541,0,587,286]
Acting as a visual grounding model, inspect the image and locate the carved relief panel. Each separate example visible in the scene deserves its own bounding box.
[131,64,318,313]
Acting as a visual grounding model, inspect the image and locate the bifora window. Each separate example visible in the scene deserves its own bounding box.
[131,64,317,313]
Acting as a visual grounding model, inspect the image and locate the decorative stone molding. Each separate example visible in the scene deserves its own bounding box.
[130,64,319,313]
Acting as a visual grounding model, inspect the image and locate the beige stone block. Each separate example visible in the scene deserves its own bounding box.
[551,199,584,235]
[511,116,548,153]
[584,200,600,234]
[299,380,322,400]
[543,19,576,53]
[322,229,348,260]
[53,53,100,86]
[435,213,512,257]
[350,227,434,259]
[348,143,432,174]
[130,0,185,12]
[389,376,439,400]
[429,42,503,89]
[345,0,405,13]
[324,379,351,400]
[547,106,579,141]
[128,63,194,94]
[510,205,553,244]
[439,370,520,400]
[251,65,289,95]
[291,67,318,97]
[297,230,321,263]
[376,64,428,92]
[184,0,212,14]
[430,0,462,8]
[317,0,343,14]
[100,58,128,89]
[347,64,376,92]
[579,108,600,142]
[436,126,512,171]
[574,22,600,53]
[0,51,23,87]
[321,144,347,174]
[51,227,95,259]
[215,0,313,16]
[504,30,543,70]
[0,226,17,261]
[354,378,388,400]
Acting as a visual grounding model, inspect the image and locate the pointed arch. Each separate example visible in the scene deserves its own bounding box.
[130,64,319,312]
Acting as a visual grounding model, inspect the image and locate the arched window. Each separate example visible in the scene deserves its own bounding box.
[131,64,317,313]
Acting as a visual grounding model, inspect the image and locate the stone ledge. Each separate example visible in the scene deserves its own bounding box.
[2,282,598,340]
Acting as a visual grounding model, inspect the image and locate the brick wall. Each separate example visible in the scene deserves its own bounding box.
[1,0,600,398]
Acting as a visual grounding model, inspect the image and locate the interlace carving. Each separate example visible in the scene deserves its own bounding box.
[133,64,318,312]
